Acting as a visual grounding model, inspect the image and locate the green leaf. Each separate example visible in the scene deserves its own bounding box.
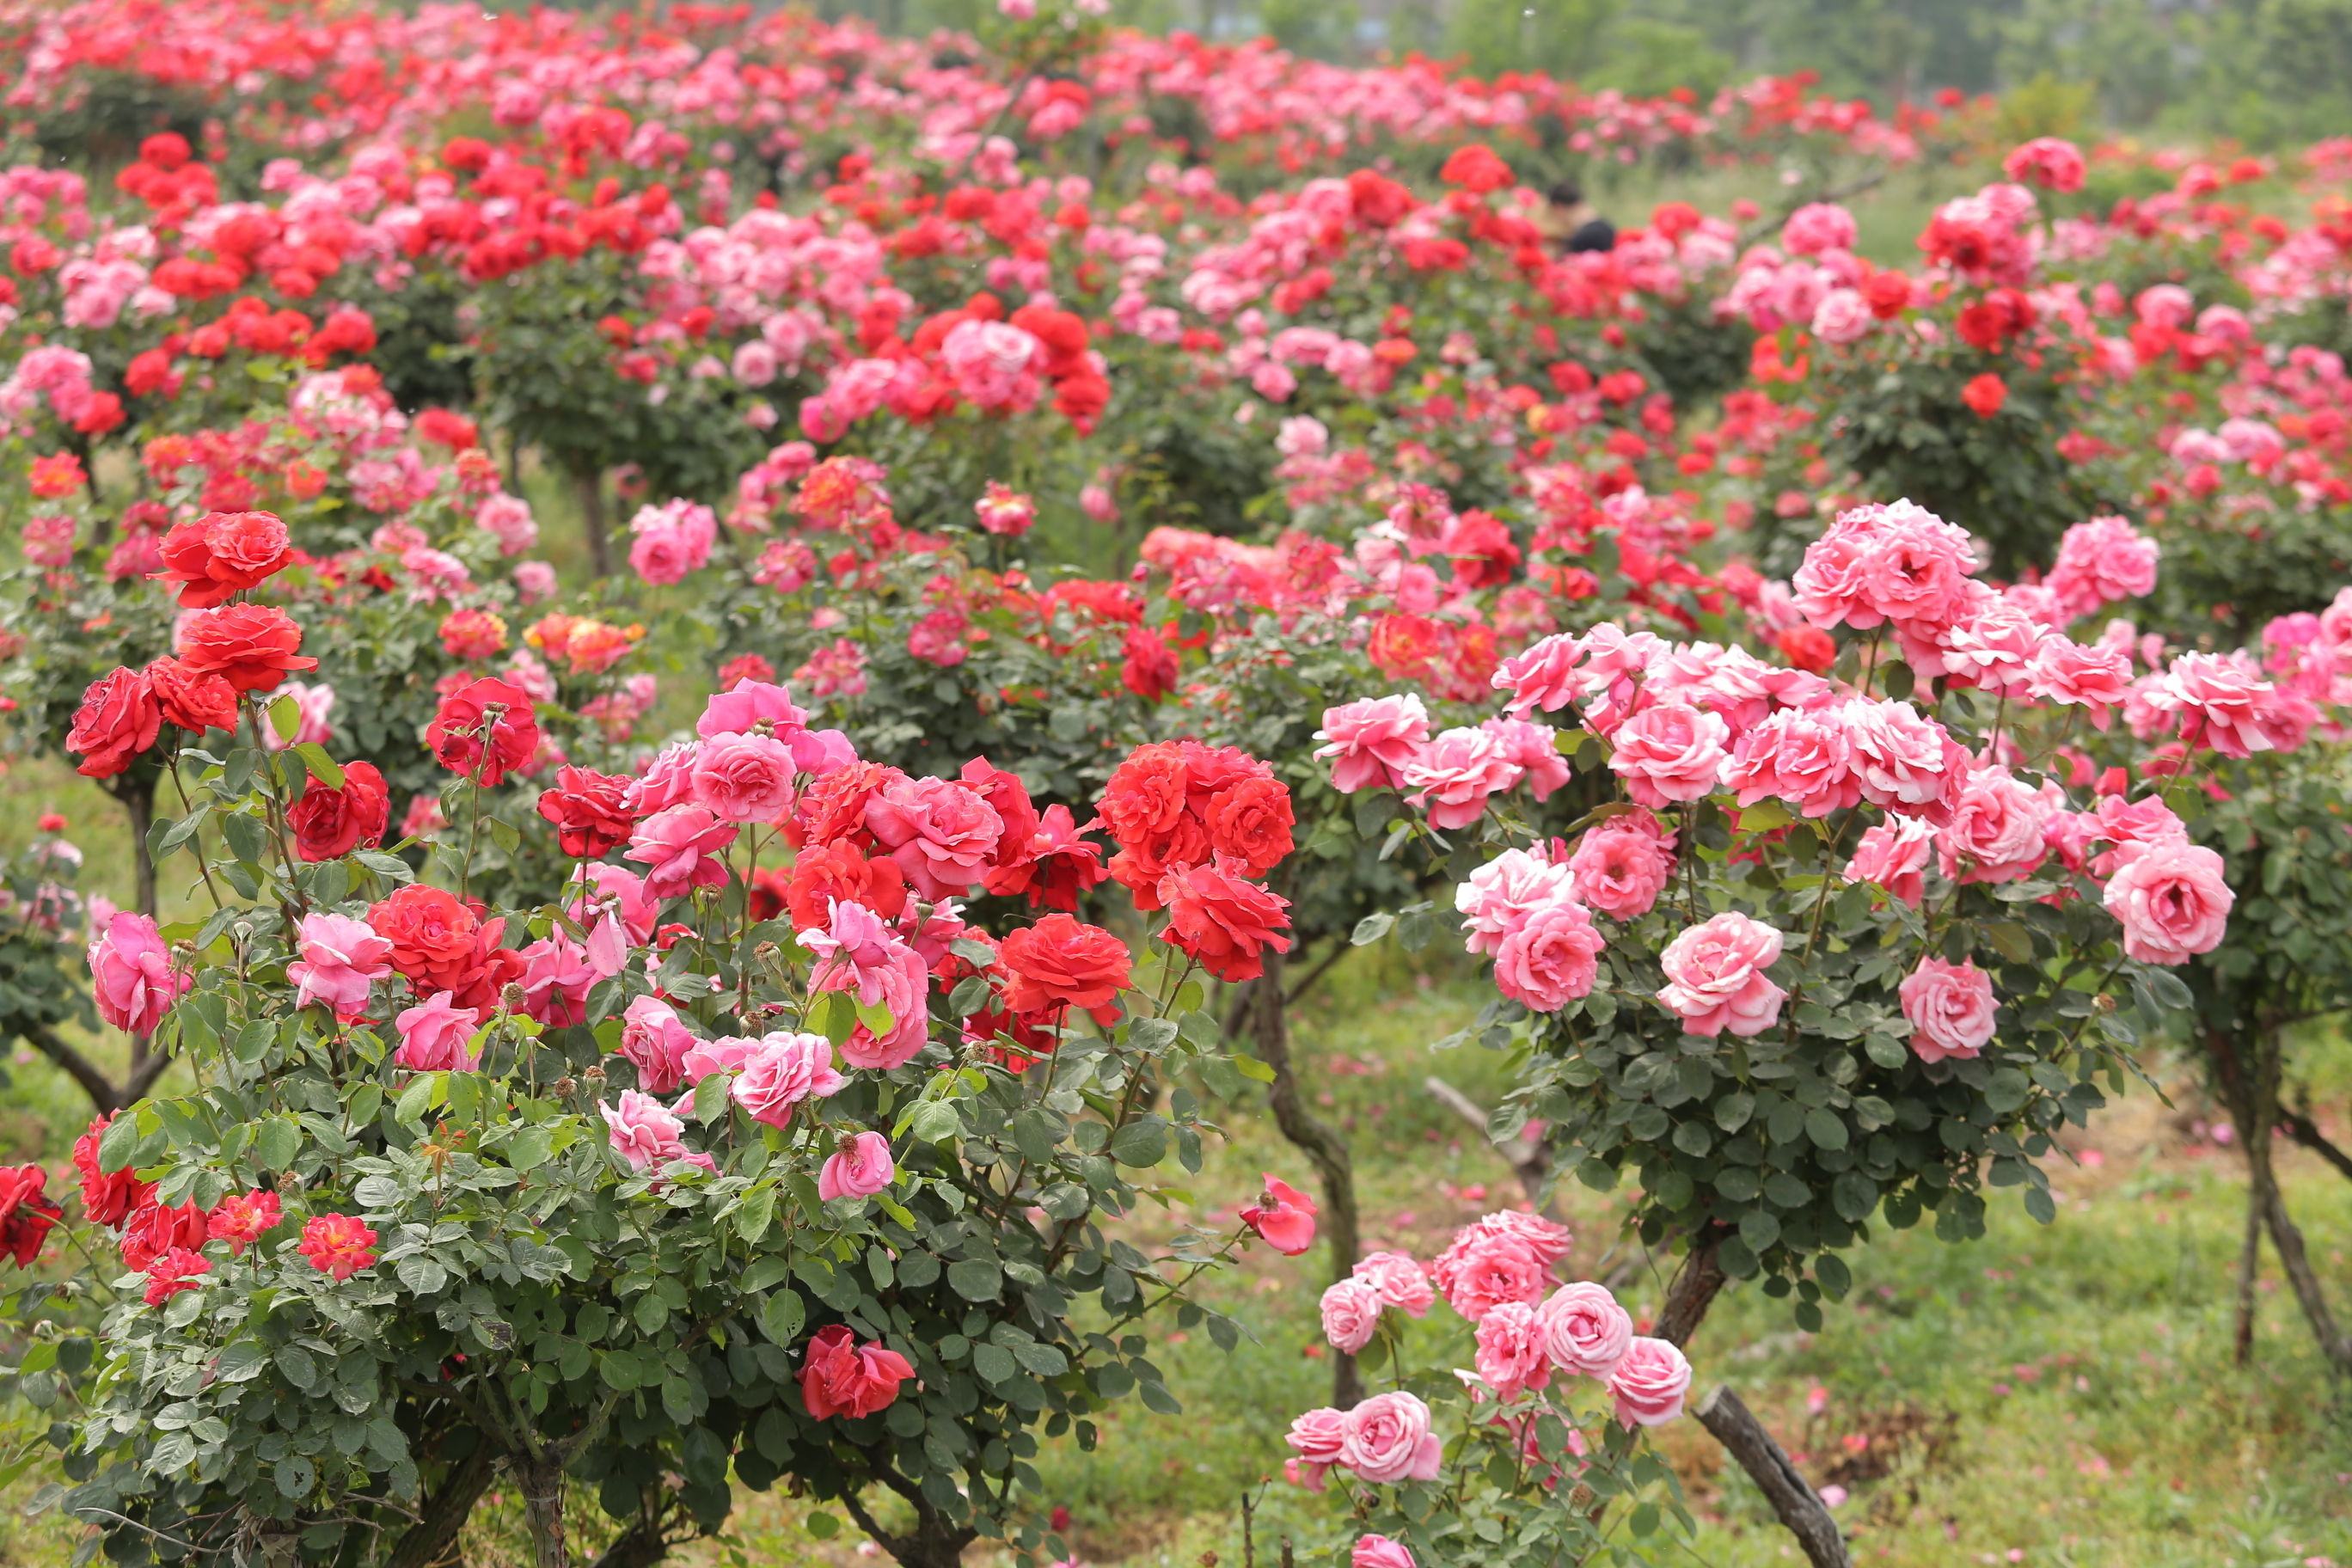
[274,1456,315,1499]
[1231,1054,1276,1084]
[507,1126,554,1172]
[947,1259,1002,1302]
[691,1074,728,1125]
[1351,912,1393,946]
[222,812,267,867]
[971,1343,1017,1385]
[395,1075,438,1127]
[737,1186,775,1245]
[759,1289,805,1346]
[268,697,303,744]
[1107,1118,1168,1168]
[1984,922,2035,964]
[805,1513,840,1541]
[291,744,344,790]
[1803,1108,1848,1151]
[97,1115,142,1174]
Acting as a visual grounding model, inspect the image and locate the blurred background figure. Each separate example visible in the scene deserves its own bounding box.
[1540,178,1617,254]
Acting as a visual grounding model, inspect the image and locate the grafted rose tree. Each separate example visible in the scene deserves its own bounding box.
[34,583,1296,1568]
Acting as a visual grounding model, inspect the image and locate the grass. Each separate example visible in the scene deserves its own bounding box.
[7,739,2352,1568]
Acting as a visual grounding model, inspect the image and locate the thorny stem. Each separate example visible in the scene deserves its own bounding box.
[242,701,310,939]
[165,746,227,912]
[456,706,504,905]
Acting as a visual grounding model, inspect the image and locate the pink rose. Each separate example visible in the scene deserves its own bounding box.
[864,775,1005,899]
[695,678,809,740]
[1724,707,1860,819]
[87,912,186,1037]
[618,995,696,1095]
[1352,1537,1417,1568]
[1431,1231,1549,1322]
[623,805,740,900]
[1479,717,1569,801]
[1320,1276,1384,1353]
[1899,957,1998,1063]
[690,732,799,824]
[1856,502,1975,628]
[1657,912,1787,1038]
[1285,1406,1347,1491]
[1473,1300,1551,1397]
[1493,899,1605,1013]
[2029,638,2133,724]
[1844,699,1969,824]
[1240,1174,1319,1255]
[680,1034,755,1084]
[1490,631,1582,716]
[2102,840,2233,964]
[516,931,595,1027]
[1607,1335,1693,1427]
[1314,695,1430,793]
[395,992,481,1071]
[799,901,928,1022]
[287,911,391,1022]
[2086,794,2187,878]
[1608,702,1728,808]
[839,1008,931,1071]
[1402,726,1523,830]
[1341,1390,1444,1484]
[1936,767,2050,885]
[818,1130,896,1201]
[2149,652,2277,758]
[1351,1251,1434,1317]
[600,1088,706,1173]
[730,1031,848,1127]
[2046,515,2158,619]
[1535,1280,1632,1378]
[1841,818,1932,907]
[1455,848,1577,956]
[1568,810,1678,919]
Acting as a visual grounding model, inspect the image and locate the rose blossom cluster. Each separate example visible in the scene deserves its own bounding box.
[1090,739,1297,983]
[1314,693,1570,830]
[1289,1210,1692,1498]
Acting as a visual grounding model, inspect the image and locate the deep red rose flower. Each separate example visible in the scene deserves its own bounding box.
[746,867,792,923]
[176,603,316,693]
[785,841,909,929]
[144,655,237,734]
[0,1165,62,1267]
[1013,804,1109,913]
[156,509,292,609]
[66,667,161,779]
[799,1324,913,1420]
[1159,859,1292,983]
[426,677,539,787]
[1439,143,1512,193]
[997,913,1133,1023]
[1203,773,1295,880]
[536,765,636,858]
[119,1196,207,1271]
[72,1116,152,1228]
[289,760,389,861]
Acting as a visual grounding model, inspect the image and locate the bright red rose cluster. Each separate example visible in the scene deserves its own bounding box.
[1092,740,1297,982]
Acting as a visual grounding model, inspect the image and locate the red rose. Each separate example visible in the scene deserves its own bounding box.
[289,761,389,861]
[449,928,525,1014]
[799,1324,913,1420]
[0,1165,62,1267]
[960,756,1041,892]
[71,1116,151,1228]
[426,677,539,787]
[1105,818,1212,911]
[144,656,237,734]
[119,1197,207,1271]
[66,667,161,778]
[1094,744,1191,847]
[156,509,291,608]
[1203,774,1295,879]
[1159,860,1292,983]
[747,867,791,923]
[536,765,636,858]
[787,761,898,849]
[1121,625,1178,702]
[1016,804,1109,914]
[784,841,909,929]
[176,603,317,693]
[997,913,1133,1023]
[367,885,481,994]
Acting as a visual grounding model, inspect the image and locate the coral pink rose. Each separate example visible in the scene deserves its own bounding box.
[2029,638,2133,725]
[394,992,481,1071]
[1314,695,1430,793]
[864,775,1004,899]
[818,1130,896,1201]
[1352,1251,1434,1317]
[1341,1391,1443,1484]
[1490,631,1582,717]
[1285,1406,1348,1491]
[87,913,186,1036]
[1473,1300,1551,1397]
[1492,899,1605,1013]
[1568,809,1677,919]
[1431,1231,1549,1322]
[1607,1336,1693,1427]
[799,1324,914,1419]
[2101,840,2233,964]
[1401,726,1523,830]
[1899,957,1998,1063]
[1240,1174,1317,1255]
[1607,702,1728,808]
[1536,1280,1633,1378]
[1657,912,1787,1038]
[623,805,740,900]
[1319,1276,1384,1353]
[1455,848,1577,956]
[1936,767,2050,885]
[1723,707,1860,819]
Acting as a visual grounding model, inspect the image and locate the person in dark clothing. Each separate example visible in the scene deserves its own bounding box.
[1540,178,1617,255]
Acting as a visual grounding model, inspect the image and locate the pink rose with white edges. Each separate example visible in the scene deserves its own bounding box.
[1402,726,1525,830]
[1841,818,1933,907]
[1657,912,1787,1038]
[1490,631,1582,717]
[1535,1280,1633,1378]
[1473,1300,1551,1397]
[1340,1391,1443,1484]
[1319,1276,1383,1353]
[1899,957,1999,1063]
[1607,1336,1693,1427]
[1608,701,1730,808]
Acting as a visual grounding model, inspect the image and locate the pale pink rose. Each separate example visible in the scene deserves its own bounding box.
[2045,516,2158,619]
[1314,694,1430,793]
[1455,847,1577,956]
[1079,483,1120,524]
[680,1034,755,1084]
[1899,957,1998,1063]
[1607,1336,1692,1427]
[1782,201,1857,255]
[2102,840,2233,964]
[1936,767,2050,885]
[2086,794,2188,878]
[1841,818,1933,906]
[623,805,739,899]
[600,1087,707,1173]
[515,560,558,602]
[1493,899,1605,1013]
[395,992,481,1071]
[1319,1276,1384,1353]
[864,775,1004,899]
[799,900,929,1021]
[87,912,187,1036]
[1351,1251,1434,1317]
[818,1130,896,1200]
[1810,287,1873,345]
[690,732,799,824]
[1340,1391,1443,1484]
[1285,1406,1347,1490]
[1490,632,1582,717]
[730,1030,848,1127]
[1608,702,1728,808]
[618,995,696,1095]
[1430,1230,1549,1322]
[2030,638,2133,725]
[1657,912,1787,1038]
[1473,1300,1552,1397]
[1351,1536,1416,1568]
[1535,1281,1632,1378]
[627,499,717,586]
[1569,810,1678,920]
[475,493,537,556]
[1843,699,1969,824]
[287,911,392,1022]
[1723,707,1860,819]
[1479,717,1570,802]
[1402,726,1524,830]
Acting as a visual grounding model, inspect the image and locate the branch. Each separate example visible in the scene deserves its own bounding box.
[1283,942,1349,1008]
[1423,1075,1552,1210]
[21,1020,131,1113]
[2280,1106,2352,1185]
[1694,1387,1851,1568]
